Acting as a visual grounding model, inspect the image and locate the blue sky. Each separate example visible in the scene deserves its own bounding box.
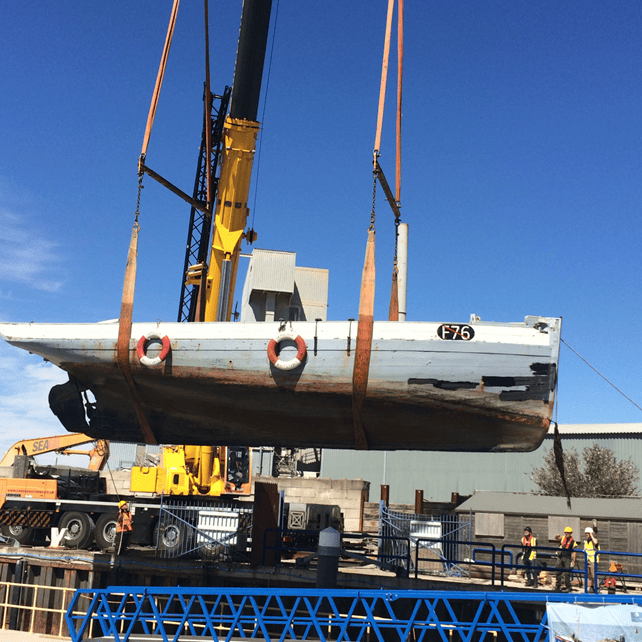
[1,1,641,456]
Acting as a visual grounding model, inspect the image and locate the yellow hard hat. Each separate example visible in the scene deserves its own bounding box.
[118,500,127,508]
[564,526,573,533]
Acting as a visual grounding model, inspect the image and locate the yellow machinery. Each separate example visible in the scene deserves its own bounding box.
[200,117,259,322]
[131,445,251,497]
[0,433,110,471]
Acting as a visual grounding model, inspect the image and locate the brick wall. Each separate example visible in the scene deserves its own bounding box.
[253,476,370,532]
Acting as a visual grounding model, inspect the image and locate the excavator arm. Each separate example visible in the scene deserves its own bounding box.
[0,433,110,471]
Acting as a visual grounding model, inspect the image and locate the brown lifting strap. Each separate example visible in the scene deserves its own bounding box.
[116,2,180,446]
[352,0,400,449]
[352,229,376,450]
[117,214,158,446]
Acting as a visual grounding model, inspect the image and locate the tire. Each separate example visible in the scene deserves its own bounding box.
[0,524,33,545]
[59,512,95,549]
[154,520,189,554]
[198,542,225,561]
[95,513,118,551]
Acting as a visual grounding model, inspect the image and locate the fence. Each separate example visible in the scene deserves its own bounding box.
[66,586,642,642]
[379,501,471,574]
[0,579,75,638]
[155,498,252,560]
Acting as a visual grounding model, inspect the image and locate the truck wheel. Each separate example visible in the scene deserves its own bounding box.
[0,524,32,545]
[95,513,118,551]
[198,542,225,561]
[154,521,189,554]
[59,512,95,549]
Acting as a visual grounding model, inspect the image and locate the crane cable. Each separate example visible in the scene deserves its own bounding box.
[117,0,180,446]
[352,0,398,450]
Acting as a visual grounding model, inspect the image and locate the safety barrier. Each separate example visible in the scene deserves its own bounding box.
[0,579,75,638]
[413,537,498,581]
[65,586,642,642]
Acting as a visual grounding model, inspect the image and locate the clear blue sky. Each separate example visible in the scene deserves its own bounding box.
[1,1,641,456]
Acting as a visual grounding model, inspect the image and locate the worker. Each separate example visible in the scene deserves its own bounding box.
[521,526,538,587]
[555,526,577,592]
[584,527,600,591]
[115,500,133,555]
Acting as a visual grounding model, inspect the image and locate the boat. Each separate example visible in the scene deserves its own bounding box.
[0,315,560,451]
[0,1,562,452]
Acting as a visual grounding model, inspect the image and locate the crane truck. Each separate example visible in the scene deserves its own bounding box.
[0,433,251,556]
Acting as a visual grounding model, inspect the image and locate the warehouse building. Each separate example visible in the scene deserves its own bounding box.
[320,423,642,504]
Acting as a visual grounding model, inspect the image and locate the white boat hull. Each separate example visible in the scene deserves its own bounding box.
[0,316,561,452]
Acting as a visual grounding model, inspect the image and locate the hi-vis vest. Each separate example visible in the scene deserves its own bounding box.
[522,536,537,561]
[584,539,600,563]
[117,510,133,533]
[559,535,576,558]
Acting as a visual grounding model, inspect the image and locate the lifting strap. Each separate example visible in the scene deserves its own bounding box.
[352,0,397,450]
[140,0,180,165]
[116,186,158,445]
[389,0,403,322]
[116,2,180,446]
[352,228,375,450]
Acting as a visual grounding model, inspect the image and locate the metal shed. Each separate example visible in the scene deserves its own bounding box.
[320,423,642,504]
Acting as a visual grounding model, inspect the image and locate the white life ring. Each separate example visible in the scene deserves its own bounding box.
[267,330,307,371]
[137,332,171,367]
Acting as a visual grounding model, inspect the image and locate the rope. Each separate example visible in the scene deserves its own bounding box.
[562,339,642,413]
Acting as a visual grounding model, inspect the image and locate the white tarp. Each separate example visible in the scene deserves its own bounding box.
[547,603,642,642]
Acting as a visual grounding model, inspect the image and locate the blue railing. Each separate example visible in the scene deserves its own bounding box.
[65,587,642,642]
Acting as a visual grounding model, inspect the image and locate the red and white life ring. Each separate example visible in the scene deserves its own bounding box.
[267,330,307,371]
[137,332,171,367]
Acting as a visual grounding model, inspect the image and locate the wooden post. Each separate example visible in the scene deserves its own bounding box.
[414,489,424,515]
[380,485,390,507]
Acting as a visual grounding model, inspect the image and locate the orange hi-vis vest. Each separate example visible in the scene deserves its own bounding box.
[117,510,133,533]
[521,535,537,561]
[559,535,575,558]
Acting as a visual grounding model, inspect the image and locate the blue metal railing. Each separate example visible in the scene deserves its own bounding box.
[65,587,642,642]
[498,544,642,593]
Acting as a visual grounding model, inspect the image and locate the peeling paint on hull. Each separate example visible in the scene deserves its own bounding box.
[0,317,561,452]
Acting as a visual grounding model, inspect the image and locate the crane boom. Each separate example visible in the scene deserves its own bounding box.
[202,0,272,321]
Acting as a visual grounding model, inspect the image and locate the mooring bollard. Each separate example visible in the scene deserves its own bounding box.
[317,527,341,589]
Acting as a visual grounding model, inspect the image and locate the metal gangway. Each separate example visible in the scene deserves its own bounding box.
[66,587,642,642]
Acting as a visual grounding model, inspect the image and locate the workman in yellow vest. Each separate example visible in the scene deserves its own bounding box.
[555,526,577,592]
[521,527,538,586]
[584,527,600,591]
[115,500,133,555]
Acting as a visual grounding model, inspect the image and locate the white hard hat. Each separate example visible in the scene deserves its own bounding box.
[585,527,593,533]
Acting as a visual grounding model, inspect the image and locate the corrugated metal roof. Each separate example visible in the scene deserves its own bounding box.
[550,423,642,435]
[455,491,642,521]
